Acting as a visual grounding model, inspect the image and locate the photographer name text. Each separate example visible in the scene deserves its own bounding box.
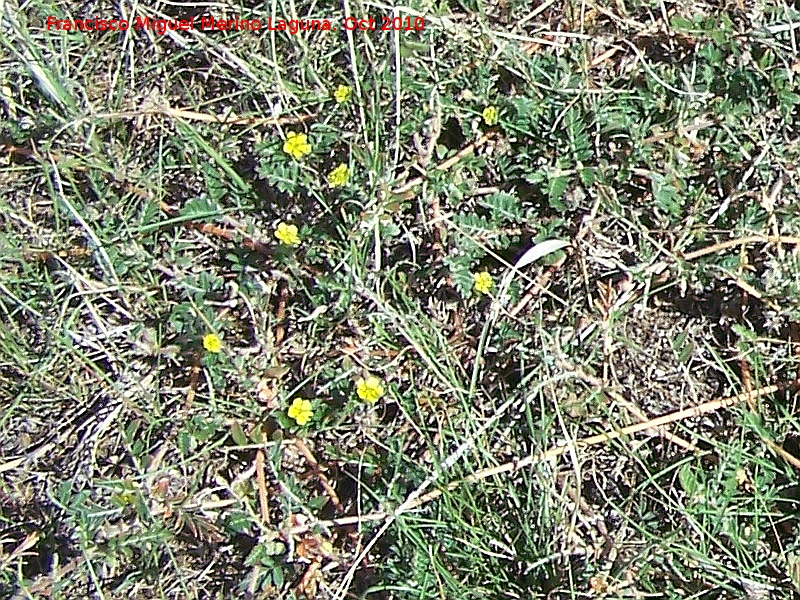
[45,15,425,33]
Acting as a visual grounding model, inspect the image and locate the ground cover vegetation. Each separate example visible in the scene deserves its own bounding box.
[4,0,800,597]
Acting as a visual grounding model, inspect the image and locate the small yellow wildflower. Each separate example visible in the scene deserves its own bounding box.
[482,105,499,126]
[203,333,223,353]
[288,398,314,426]
[327,163,350,187]
[735,469,749,486]
[334,84,352,103]
[274,222,301,246]
[473,271,494,294]
[283,131,312,159]
[356,376,384,404]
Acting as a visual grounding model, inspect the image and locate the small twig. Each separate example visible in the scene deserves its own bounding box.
[764,438,800,471]
[465,186,501,197]
[74,106,314,128]
[516,0,559,27]
[707,144,771,225]
[419,100,442,169]
[681,235,800,261]
[47,153,122,289]
[509,255,566,317]
[763,177,786,259]
[0,531,40,571]
[617,37,711,98]
[408,379,799,510]
[22,247,93,262]
[18,556,81,596]
[740,357,756,411]
[274,281,289,347]
[289,380,799,538]
[419,102,448,262]
[430,195,446,261]
[255,444,270,525]
[184,354,201,412]
[563,358,699,452]
[294,439,345,513]
[736,283,800,470]
[510,190,601,317]
[731,276,781,312]
[159,202,273,256]
[589,46,620,67]
[158,106,312,126]
[288,512,386,536]
[391,130,498,195]
[738,270,758,411]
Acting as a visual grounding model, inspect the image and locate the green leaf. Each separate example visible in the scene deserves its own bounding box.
[191,417,218,442]
[202,162,227,203]
[308,495,330,510]
[180,196,222,220]
[670,16,694,30]
[176,120,250,194]
[225,511,254,534]
[177,431,194,455]
[650,173,681,216]
[246,544,268,567]
[483,191,522,222]
[272,565,285,588]
[580,167,597,186]
[445,254,476,298]
[230,420,249,446]
[57,479,74,506]
[679,463,698,498]
[565,107,591,162]
[547,174,570,210]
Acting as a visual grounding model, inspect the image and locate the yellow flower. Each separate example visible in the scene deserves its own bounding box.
[274,222,301,246]
[283,131,312,159]
[288,398,314,426]
[203,333,223,353]
[334,84,352,103]
[736,469,749,486]
[473,271,494,294]
[482,105,499,126]
[327,163,350,187]
[356,376,385,404]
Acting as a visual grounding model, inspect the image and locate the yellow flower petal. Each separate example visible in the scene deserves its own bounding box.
[274,222,301,246]
[356,376,385,404]
[288,398,313,426]
[283,131,312,159]
[482,106,499,126]
[473,271,494,294]
[334,84,352,103]
[327,163,350,187]
[203,333,223,353]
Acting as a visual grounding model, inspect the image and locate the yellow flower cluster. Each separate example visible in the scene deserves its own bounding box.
[279,85,356,205]
[284,375,387,427]
[264,83,403,426]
